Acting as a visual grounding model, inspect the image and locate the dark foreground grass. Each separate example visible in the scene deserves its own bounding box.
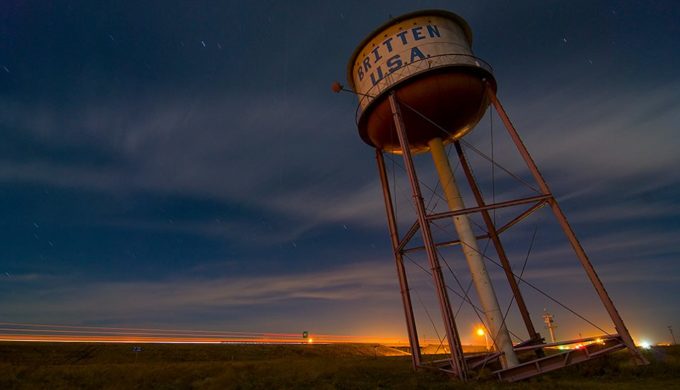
[0,342,677,389]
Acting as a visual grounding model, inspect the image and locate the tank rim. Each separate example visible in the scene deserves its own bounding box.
[346,9,474,91]
[355,65,498,151]
[356,64,497,126]
[354,57,495,124]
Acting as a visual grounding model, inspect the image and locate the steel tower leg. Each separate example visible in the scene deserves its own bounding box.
[428,137,519,369]
[485,85,649,365]
[376,149,422,369]
[453,140,542,348]
[388,92,468,380]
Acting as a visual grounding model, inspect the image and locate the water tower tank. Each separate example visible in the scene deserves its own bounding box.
[347,10,496,153]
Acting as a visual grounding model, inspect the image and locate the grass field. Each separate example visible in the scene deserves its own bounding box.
[0,342,678,389]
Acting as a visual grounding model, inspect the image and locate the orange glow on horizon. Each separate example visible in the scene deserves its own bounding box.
[0,321,629,349]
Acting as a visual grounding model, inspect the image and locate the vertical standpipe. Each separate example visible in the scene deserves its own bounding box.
[428,137,519,369]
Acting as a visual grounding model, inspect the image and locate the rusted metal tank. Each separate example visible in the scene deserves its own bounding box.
[347,10,496,153]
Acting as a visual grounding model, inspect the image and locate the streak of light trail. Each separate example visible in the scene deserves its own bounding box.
[0,334,418,345]
[0,327,297,338]
[0,322,407,341]
[0,322,298,336]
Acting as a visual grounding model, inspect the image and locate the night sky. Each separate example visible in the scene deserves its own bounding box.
[1,1,678,345]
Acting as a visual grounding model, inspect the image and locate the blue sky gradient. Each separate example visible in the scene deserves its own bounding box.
[1,0,678,344]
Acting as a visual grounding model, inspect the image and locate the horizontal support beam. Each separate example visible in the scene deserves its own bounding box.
[396,197,551,254]
[495,337,625,382]
[426,195,552,222]
[402,197,551,255]
[513,334,620,352]
[403,233,490,254]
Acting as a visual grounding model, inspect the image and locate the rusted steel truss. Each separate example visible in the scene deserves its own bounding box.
[376,88,647,382]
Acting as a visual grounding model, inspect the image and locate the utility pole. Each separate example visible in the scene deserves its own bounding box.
[669,325,677,345]
[543,309,557,343]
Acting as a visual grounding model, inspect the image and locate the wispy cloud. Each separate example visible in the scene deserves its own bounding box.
[0,92,380,236]
[0,260,399,318]
[2,73,679,236]
[508,81,680,190]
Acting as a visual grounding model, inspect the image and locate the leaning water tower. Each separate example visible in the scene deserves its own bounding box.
[336,10,647,382]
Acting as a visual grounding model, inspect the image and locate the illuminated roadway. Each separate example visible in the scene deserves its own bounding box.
[0,322,424,346]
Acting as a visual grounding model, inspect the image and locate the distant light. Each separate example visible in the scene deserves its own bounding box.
[640,341,651,350]
[476,328,485,337]
[307,338,314,344]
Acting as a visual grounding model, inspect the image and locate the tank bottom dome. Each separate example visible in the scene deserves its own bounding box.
[357,68,497,154]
